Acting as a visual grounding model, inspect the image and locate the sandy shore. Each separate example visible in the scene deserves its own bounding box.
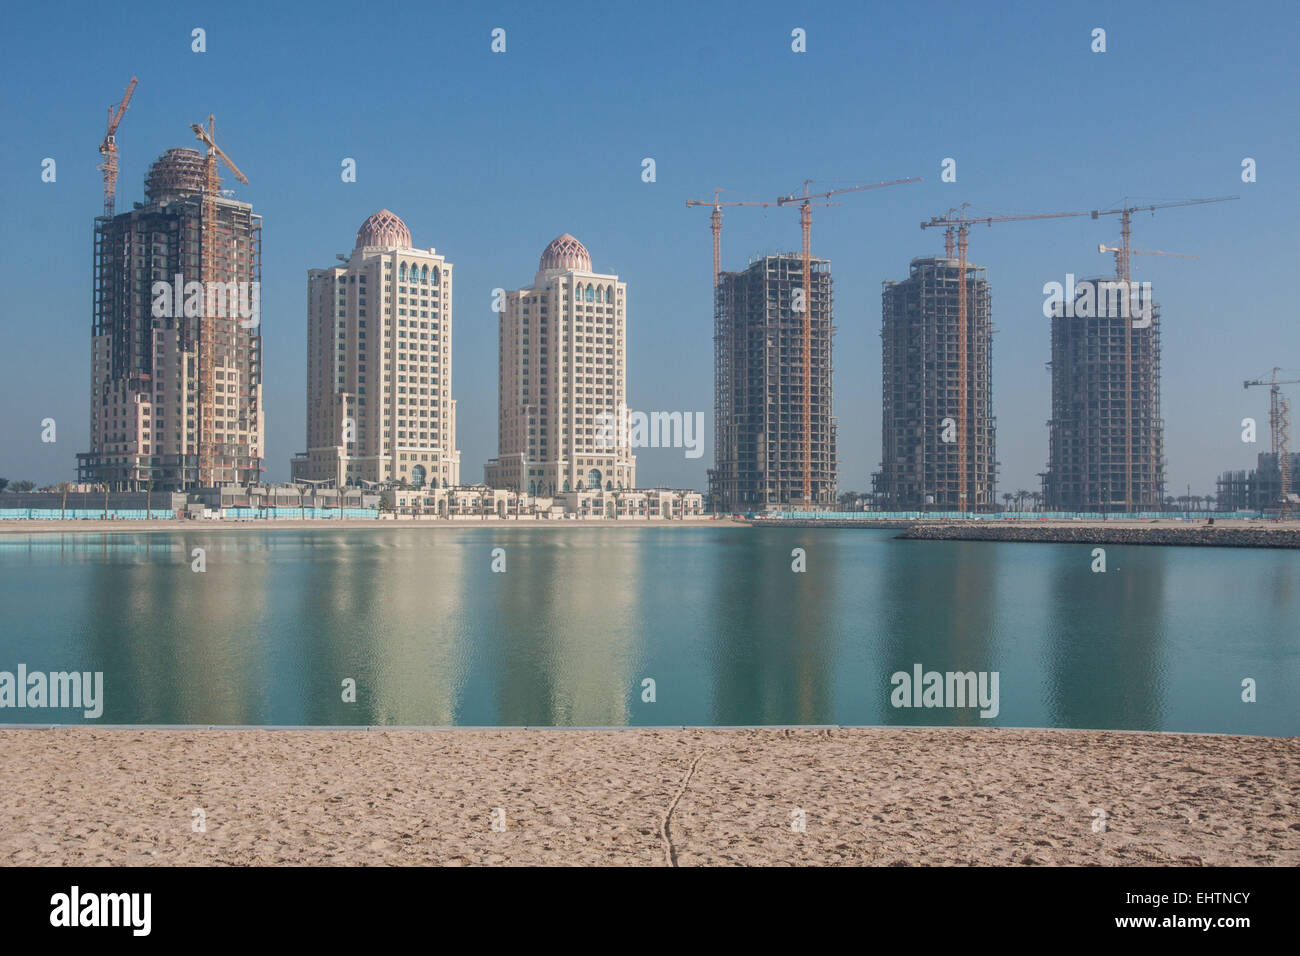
[1,727,1295,866]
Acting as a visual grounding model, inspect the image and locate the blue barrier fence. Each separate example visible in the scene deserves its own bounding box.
[0,508,381,521]
[758,510,1261,521]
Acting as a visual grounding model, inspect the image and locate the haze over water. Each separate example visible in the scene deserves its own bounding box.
[1,527,1295,734]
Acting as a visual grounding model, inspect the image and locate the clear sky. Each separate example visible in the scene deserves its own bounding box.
[1,0,1296,497]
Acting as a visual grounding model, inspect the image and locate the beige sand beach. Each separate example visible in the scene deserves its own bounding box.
[1,728,1296,866]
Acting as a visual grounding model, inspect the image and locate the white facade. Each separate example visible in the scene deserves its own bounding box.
[294,210,460,488]
[485,233,635,495]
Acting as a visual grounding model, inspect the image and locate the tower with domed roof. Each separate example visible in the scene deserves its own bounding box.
[293,209,461,489]
[77,147,264,490]
[485,234,635,495]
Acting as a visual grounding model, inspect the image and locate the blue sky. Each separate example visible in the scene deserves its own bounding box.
[1,0,1297,496]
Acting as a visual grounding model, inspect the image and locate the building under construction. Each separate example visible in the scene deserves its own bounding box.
[1216,452,1300,512]
[77,147,264,490]
[709,254,836,511]
[872,257,996,511]
[1042,278,1163,511]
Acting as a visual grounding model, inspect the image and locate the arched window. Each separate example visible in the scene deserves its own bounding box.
[431,267,439,285]
[411,464,426,487]
[528,480,537,496]
[563,480,570,493]
[605,287,613,303]
[605,480,612,491]
[585,284,595,303]
[421,264,429,283]
[587,468,602,489]
[399,263,407,282]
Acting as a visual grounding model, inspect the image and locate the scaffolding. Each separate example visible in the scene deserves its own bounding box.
[1043,279,1164,511]
[79,148,263,492]
[710,254,836,511]
[874,257,996,511]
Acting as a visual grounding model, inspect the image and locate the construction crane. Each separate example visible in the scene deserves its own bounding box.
[921,206,1095,513]
[1089,197,1237,511]
[1244,369,1300,519]
[685,189,779,287]
[1098,244,1195,262]
[776,177,922,507]
[97,76,138,218]
[190,115,250,487]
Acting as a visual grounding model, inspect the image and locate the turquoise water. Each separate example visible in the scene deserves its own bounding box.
[0,527,1295,733]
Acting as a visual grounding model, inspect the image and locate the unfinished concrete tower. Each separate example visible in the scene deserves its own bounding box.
[1042,278,1164,512]
[709,254,836,511]
[78,147,264,490]
[873,257,996,511]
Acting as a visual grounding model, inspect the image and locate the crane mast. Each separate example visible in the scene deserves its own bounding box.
[1244,369,1299,518]
[98,76,138,218]
[777,177,921,507]
[191,115,250,487]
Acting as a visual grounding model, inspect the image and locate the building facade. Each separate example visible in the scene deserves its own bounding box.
[292,209,460,488]
[709,254,837,511]
[77,147,264,490]
[1042,277,1164,512]
[484,234,636,495]
[873,256,996,511]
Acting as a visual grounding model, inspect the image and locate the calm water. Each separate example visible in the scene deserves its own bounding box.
[0,527,1296,733]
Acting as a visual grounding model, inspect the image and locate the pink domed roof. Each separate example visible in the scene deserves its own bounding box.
[539,233,591,273]
[355,209,411,250]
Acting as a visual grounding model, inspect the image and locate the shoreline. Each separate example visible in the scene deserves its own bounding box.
[0,516,742,536]
[4,516,1298,548]
[2,726,1295,866]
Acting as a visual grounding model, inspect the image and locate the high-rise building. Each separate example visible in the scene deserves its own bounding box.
[292,209,460,488]
[872,257,995,511]
[1042,277,1163,512]
[709,253,836,511]
[77,147,264,490]
[484,234,635,495]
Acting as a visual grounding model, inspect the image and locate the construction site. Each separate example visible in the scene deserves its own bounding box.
[693,179,920,512]
[77,76,263,490]
[709,254,837,511]
[873,256,995,511]
[1041,279,1164,512]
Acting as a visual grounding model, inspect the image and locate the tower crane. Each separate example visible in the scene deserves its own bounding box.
[1089,197,1237,511]
[922,198,1234,513]
[1244,369,1300,518]
[98,76,138,218]
[190,115,250,487]
[685,189,780,287]
[776,176,922,506]
[920,206,1094,512]
[1098,244,1195,262]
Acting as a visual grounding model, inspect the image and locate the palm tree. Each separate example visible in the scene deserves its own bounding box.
[1030,491,1042,513]
[1001,492,1013,513]
[59,481,71,520]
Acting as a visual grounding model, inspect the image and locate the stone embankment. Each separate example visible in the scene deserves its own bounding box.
[895,523,1300,549]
